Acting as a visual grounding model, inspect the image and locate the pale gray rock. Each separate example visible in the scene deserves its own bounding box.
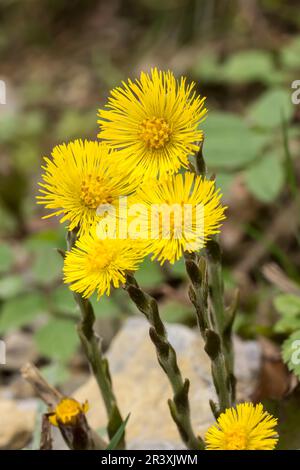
[0,399,35,449]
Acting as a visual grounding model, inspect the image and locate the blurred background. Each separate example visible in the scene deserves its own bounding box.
[1,0,300,449]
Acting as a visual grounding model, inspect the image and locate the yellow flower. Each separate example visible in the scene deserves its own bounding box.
[97,68,207,180]
[48,398,89,427]
[63,231,146,298]
[205,403,278,450]
[126,172,225,264]
[37,139,136,235]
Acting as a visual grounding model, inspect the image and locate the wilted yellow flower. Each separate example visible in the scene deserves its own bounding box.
[63,231,146,298]
[37,139,136,235]
[98,68,207,179]
[127,172,225,264]
[48,398,89,427]
[205,403,278,450]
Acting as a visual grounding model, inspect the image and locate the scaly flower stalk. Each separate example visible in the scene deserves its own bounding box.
[184,142,237,416]
[124,273,204,450]
[185,251,235,415]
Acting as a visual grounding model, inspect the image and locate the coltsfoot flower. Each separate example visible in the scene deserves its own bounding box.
[37,139,136,235]
[98,68,207,179]
[205,403,278,450]
[63,231,146,298]
[127,172,225,264]
[48,398,89,427]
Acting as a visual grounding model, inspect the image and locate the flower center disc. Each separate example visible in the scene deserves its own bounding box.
[81,176,112,209]
[224,428,248,450]
[87,243,115,272]
[139,117,171,149]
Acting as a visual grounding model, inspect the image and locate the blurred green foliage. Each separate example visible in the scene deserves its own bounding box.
[195,40,300,202]
[274,293,300,379]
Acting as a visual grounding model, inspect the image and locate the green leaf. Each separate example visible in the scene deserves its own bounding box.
[202,112,260,169]
[282,331,300,378]
[274,294,300,316]
[245,152,284,202]
[51,285,76,315]
[281,36,300,69]
[215,173,234,194]
[274,315,300,334]
[0,110,46,144]
[28,240,63,285]
[222,267,237,290]
[222,50,277,84]
[20,111,47,138]
[135,257,164,287]
[106,414,130,450]
[191,53,224,82]
[35,318,78,361]
[27,229,66,249]
[0,243,14,273]
[248,88,294,129]
[0,113,19,143]
[55,110,97,141]
[90,294,120,318]
[171,258,186,277]
[0,292,46,333]
[0,202,17,235]
[40,362,70,386]
[13,142,41,173]
[0,275,25,299]
[160,301,193,323]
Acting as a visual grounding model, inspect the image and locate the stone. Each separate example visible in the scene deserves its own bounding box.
[74,317,261,449]
[0,399,36,449]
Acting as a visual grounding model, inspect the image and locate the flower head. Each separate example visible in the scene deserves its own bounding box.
[98,68,207,180]
[63,231,146,298]
[126,172,225,264]
[37,139,136,235]
[48,398,89,427]
[205,403,278,450]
